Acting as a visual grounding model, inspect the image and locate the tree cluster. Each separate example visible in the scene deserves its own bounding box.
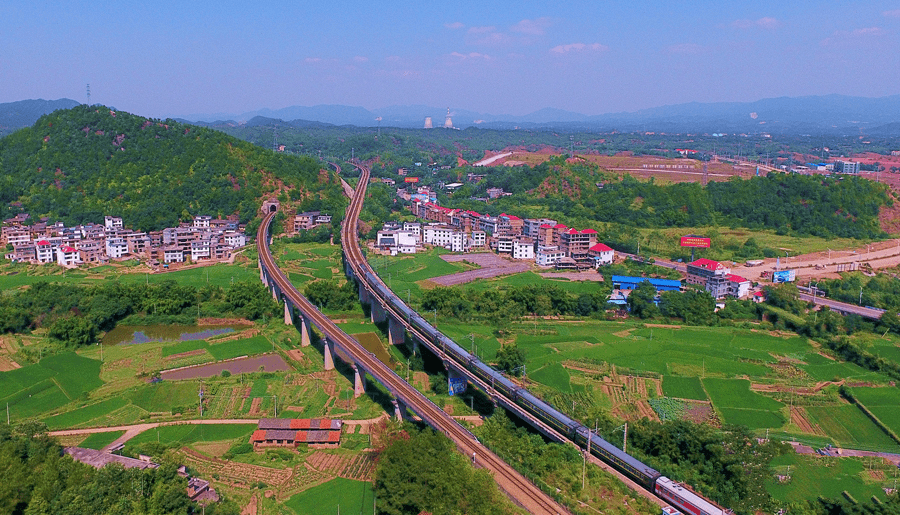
[0,422,239,515]
[0,105,343,231]
[624,419,791,514]
[303,280,358,311]
[374,426,508,515]
[0,280,278,348]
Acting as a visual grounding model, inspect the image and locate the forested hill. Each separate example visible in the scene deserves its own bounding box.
[0,105,344,231]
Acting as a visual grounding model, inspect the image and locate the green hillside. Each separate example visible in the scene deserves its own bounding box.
[0,105,345,230]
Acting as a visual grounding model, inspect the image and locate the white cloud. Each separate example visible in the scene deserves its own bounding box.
[549,42,608,54]
[353,56,369,63]
[466,26,506,46]
[511,17,552,36]
[449,52,491,60]
[385,55,401,62]
[883,9,900,18]
[445,21,465,30]
[821,26,885,46]
[732,17,779,30]
[851,27,885,37]
[304,57,322,63]
[666,43,703,55]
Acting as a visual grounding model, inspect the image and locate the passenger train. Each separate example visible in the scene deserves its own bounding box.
[361,270,731,515]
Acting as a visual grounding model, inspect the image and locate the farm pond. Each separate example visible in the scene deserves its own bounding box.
[104,324,245,345]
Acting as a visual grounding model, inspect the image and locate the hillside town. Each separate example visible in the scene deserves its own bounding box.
[1,213,247,269]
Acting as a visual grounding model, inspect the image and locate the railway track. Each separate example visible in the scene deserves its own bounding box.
[257,166,568,514]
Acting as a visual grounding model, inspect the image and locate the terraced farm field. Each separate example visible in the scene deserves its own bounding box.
[850,386,900,438]
[805,405,899,451]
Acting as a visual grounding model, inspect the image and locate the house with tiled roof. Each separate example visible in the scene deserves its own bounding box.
[57,245,80,267]
[725,274,751,299]
[588,242,614,266]
[250,418,343,449]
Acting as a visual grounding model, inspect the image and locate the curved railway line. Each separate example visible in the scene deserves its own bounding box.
[257,167,568,514]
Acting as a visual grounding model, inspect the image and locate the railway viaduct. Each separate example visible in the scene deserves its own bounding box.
[256,171,569,514]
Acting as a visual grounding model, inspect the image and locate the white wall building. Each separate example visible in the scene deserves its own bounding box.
[104,216,123,229]
[56,245,80,267]
[35,240,55,263]
[512,240,535,260]
[223,232,246,248]
[470,230,486,248]
[588,243,615,266]
[536,245,566,267]
[193,215,212,228]
[105,237,129,259]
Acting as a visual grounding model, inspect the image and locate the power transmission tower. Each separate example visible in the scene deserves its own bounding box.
[86,84,91,105]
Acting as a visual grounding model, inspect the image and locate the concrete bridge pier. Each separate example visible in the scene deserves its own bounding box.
[358,283,369,304]
[259,261,265,284]
[353,365,366,398]
[370,301,387,324]
[271,283,278,301]
[283,299,293,325]
[392,399,408,421]
[323,337,335,371]
[388,317,405,346]
[299,316,311,347]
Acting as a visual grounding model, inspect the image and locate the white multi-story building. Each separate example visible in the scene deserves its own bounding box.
[105,237,129,259]
[512,240,534,260]
[402,222,422,243]
[57,245,80,267]
[536,245,566,267]
[523,218,557,238]
[193,215,212,228]
[222,232,246,248]
[470,230,486,248]
[423,226,458,248]
[376,229,419,255]
[35,240,55,263]
[104,216,123,229]
[190,239,211,260]
[162,246,185,263]
[588,243,615,266]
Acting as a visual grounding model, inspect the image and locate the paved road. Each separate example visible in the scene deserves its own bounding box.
[798,292,886,319]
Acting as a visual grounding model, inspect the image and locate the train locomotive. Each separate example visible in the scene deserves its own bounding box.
[359,270,729,515]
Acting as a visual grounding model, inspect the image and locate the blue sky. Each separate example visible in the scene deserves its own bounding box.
[2,1,899,118]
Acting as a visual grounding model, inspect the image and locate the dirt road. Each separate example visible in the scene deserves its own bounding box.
[729,239,900,282]
[49,419,261,451]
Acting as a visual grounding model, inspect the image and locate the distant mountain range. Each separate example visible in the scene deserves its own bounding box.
[0,98,80,136]
[178,94,900,136]
[2,95,900,136]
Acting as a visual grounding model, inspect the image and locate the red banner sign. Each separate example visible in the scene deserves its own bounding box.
[404,177,419,183]
[680,236,711,248]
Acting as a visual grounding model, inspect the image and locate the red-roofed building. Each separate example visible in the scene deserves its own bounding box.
[686,259,732,298]
[725,274,751,298]
[35,240,55,263]
[57,245,80,267]
[559,228,598,264]
[252,419,342,449]
[588,243,614,266]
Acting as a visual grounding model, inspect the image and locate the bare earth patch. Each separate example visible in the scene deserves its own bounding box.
[165,349,207,361]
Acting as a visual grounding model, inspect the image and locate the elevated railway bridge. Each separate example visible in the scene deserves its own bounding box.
[256,167,568,514]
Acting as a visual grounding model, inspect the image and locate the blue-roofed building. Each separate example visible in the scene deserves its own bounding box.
[611,275,681,292]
